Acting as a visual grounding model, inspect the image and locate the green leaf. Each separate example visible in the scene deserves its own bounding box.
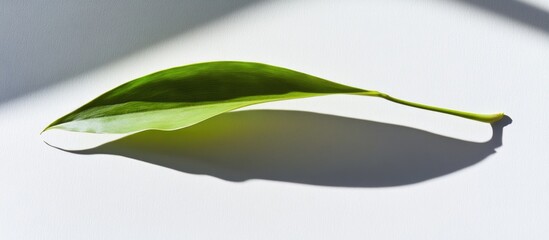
[43,61,503,134]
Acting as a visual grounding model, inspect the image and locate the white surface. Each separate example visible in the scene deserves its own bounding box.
[2,0,549,239]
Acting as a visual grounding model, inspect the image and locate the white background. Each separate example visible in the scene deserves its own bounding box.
[2,0,549,239]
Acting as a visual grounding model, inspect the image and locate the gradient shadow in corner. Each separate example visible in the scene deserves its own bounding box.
[1,0,260,104]
[75,110,511,187]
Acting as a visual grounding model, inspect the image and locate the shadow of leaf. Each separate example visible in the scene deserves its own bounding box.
[76,110,511,187]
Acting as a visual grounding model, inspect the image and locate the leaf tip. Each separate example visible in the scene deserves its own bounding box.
[41,122,57,135]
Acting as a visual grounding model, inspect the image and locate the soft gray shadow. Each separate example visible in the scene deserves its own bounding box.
[75,110,512,187]
[0,0,260,103]
[456,0,549,36]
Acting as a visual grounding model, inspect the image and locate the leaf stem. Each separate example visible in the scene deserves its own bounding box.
[358,91,504,123]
